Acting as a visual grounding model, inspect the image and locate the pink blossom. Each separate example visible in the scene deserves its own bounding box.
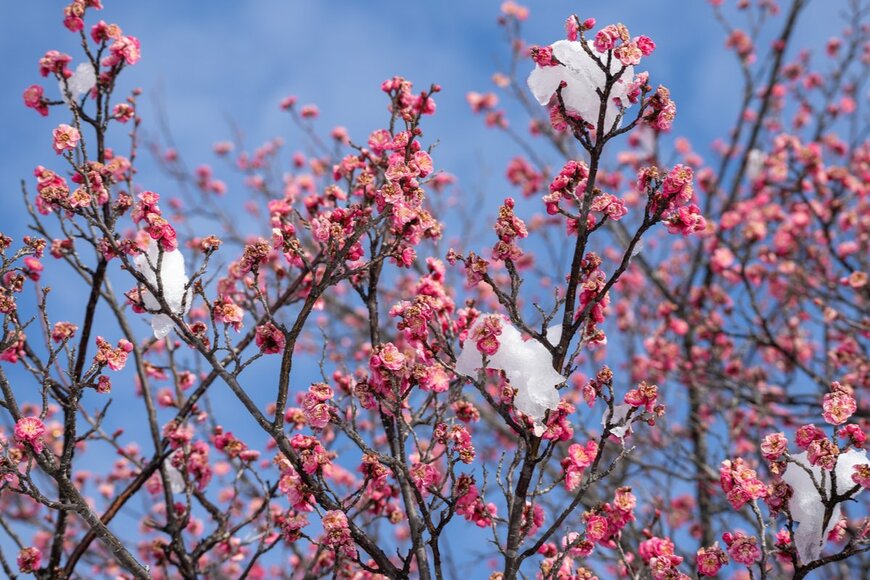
[822,385,856,425]
[636,35,656,56]
[321,510,356,558]
[500,1,529,21]
[614,42,643,66]
[561,440,598,491]
[760,432,788,461]
[52,124,80,154]
[108,35,141,66]
[17,547,41,574]
[722,531,761,565]
[410,462,440,493]
[852,464,870,489]
[15,417,46,454]
[594,25,619,53]
[807,437,839,470]
[23,85,49,116]
[719,458,768,510]
[696,543,728,576]
[795,424,826,449]
[301,383,333,429]
[214,297,244,331]
[38,50,72,78]
[255,322,285,354]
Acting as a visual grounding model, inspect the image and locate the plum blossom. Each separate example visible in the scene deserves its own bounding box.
[17,547,41,574]
[455,314,564,435]
[52,124,80,154]
[14,417,46,453]
[527,40,635,132]
[696,543,728,576]
[132,237,191,339]
[722,531,760,565]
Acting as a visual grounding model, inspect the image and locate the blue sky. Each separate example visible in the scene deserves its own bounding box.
[0,0,854,576]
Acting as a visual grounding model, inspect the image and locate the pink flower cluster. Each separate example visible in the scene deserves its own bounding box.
[696,542,729,576]
[14,417,47,454]
[381,75,437,119]
[529,45,558,67]
[321,510,356,559]
[38,50,72,78]
[468,314,503,357]
[545,160,589,215]
[822,381,857,425]
[254,321,285,354]
[288,434,330,475]
[561,440,598,491]
[214,426,259,461]
[93,336,133,371]
[645,86,677,132]
[62,0,103,33]
[301,383,333,430]
[722,531,761,566]
[589,193,628,221]
[213,296,244,332]
[17,547,42,574]
[52,124,80,155]
[131,191,178,251]
[23,85,49,116]
[455,474,497,527]
[492,198,528,262]
[719,458,768,510]
[638,536,684,579]
[593,23,656,66]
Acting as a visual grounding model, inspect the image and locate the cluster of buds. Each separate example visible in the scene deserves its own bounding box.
[93,336,133,371]
[301,383,334,429]
[593,23,656,66]
[492,197,528,262]
[381,75,438,120]
[455,474,497,528]
[545,160,589,215]
[561,440,598,491]
[131,191,178,251]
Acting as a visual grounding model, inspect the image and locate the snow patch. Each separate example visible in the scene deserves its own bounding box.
[60,62,96,104]
[455,316,564,435]
[527,40,634,132]
[133,238,191,339]
[782,449,869,564]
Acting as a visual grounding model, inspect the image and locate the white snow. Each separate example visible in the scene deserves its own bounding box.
[527,40,635,133]
[133,238,191,339]
[782,449,869,564]
[604,403,632,439]
[59,62,97,104]
[165,461,185,494]
[745,149,766,182]
[455,316,564,435]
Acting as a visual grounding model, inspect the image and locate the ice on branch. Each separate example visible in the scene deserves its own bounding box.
[59,62,96,104]
[133,238,191,339]
[455,315,564,435]
[527,40,634,132]
[782,449,869,564]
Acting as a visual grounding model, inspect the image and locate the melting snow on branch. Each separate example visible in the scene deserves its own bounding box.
[604,403,632,439]
[782,449,869,564]
[59,62,96,104]
[527,40,634,132]
[455,314,564,435]
[133,238,191,339]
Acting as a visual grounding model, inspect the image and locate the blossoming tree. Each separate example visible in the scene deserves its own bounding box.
[2,0,868,578]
